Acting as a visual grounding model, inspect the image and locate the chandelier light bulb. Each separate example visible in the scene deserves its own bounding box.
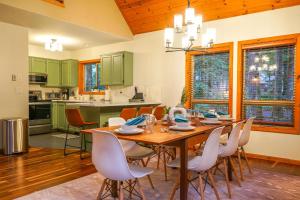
[164,28,174,47]
[182,36,190,49]
[44,39,63,52]
[195,15,203,32]
[206,28,216,44]
[174,14,183,32]
[187,24,198,41]
[185,7,195,24]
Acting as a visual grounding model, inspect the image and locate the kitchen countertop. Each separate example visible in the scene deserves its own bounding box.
[52,100,161,107]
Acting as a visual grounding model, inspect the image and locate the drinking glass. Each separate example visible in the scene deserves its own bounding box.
[145,114,155,133]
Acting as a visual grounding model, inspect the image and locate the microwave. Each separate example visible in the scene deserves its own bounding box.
[29,73,47,84]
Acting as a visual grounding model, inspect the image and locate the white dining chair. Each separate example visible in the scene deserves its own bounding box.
[215,121,243,198]
[108,117,155,189]
[92,130,153,200]
[167,126,225,200]
[237,117,255,180]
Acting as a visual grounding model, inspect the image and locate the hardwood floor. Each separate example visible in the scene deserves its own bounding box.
[0,148,96,200]
[0,147,300,200]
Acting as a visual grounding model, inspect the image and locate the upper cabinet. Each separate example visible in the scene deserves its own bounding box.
[46,59,61,87]
[30,57,47,74]
[29,57,78,88]
[100,51,133,86]
[61,59,78,87]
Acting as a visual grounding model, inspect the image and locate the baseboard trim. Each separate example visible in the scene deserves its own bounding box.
[246,152,300,166]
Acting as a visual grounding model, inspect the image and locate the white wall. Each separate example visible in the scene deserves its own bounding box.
[0,22,28,149]
[72,5,300,160]
[28,44,72,60]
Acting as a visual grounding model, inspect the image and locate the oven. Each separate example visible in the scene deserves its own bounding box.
[29,101,52,135]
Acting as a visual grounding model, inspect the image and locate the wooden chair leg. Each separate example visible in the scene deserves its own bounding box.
[222,158,232,198]
[141,159,155,189]
[237,149,244,181]
[97,178,108,200]
[198,173,205,200]
[241,147,253,174]
[156,146,161,169]
[63,125,69,156]
[163,147,168,181]
[119,181,124,200]
[136,179,146,200]
[207,170,220,200]
[169,177,180,200]
[229,157,242,187]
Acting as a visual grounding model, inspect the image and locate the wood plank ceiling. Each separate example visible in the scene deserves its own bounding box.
[115,0,300,35]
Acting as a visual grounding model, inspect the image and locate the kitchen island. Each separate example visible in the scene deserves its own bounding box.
[51,100,161,132]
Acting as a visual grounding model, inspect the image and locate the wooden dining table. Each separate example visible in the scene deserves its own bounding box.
[81,120,240,200]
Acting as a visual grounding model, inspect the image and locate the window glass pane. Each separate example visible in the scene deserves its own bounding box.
[84,63,97,92]
[97,64,105,90]
[244,105,293,126]
[193,103,229,114]
[244,45,295,100]
[193,52,229,100]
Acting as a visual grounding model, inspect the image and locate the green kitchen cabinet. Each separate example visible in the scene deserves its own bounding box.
[100,51,133,86]
[46,59,61,87]
[51,102,58,129]
[30,57,47,74]
[57,103,67,130]
[61,60,78,87]
[100,55,112,85]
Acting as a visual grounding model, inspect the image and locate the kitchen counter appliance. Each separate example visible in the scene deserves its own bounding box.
[29,91,52,135]
[29,73,47,84]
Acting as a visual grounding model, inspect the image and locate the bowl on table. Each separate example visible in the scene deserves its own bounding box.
[121,125,137,131]
[176,122,190,127]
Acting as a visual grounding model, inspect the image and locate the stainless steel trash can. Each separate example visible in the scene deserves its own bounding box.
[1,118,28,155]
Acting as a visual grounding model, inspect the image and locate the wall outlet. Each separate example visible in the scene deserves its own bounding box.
[12,74,16,81]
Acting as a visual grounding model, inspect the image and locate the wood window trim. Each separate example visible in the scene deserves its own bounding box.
[185,42,234,116]
[78,59,105,95]
[42,0,65,7]
[237,33,300,135]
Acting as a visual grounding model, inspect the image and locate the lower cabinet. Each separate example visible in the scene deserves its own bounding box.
[52,102,80,132]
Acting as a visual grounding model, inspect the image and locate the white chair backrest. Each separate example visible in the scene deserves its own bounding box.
[108,117,136,152]
[169,107,187,120]
[221,122,243,157]
[239,117,255,147]
[108,117,126,127]
[92,130,134,181]
[201,126,224,169]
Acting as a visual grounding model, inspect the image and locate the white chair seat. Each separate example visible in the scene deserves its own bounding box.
[167,156,211,172]
[126,144,155,160]
[129,164,153,178]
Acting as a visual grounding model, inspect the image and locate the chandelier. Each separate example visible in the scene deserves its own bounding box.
[45,39,63,52]
[164,0,216,52]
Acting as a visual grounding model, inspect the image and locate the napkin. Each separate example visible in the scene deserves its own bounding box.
[217,111,227,116]
[204,112,217,118]
[174,114,188,123]
[125,115,146,126]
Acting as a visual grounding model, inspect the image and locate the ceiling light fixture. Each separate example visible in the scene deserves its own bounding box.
[45,39,63,52]
[164,0,216,52]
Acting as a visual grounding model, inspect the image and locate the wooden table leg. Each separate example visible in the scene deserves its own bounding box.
[112,180,118,198]
[227,157,233,181]
[180,139,188,200]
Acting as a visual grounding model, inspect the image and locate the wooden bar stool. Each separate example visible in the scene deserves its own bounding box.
[64,108,98,159]
[153,105,166,120]
[137,106,153,116]
[120,108,137,121]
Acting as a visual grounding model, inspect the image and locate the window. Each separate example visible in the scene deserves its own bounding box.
[185,43,233,115]
[237,34,300,134]
[78,60,105,95]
